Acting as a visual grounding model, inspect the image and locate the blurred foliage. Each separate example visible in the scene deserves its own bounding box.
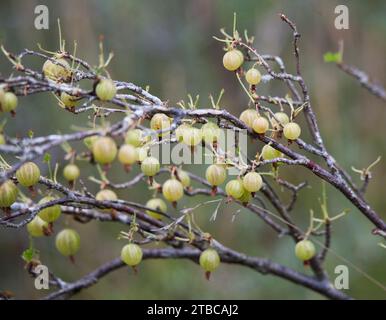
[0,0,385,299]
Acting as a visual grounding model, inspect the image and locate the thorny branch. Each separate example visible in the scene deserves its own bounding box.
[0,15,385,300]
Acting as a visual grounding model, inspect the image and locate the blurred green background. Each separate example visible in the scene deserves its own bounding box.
[0,0,385,299]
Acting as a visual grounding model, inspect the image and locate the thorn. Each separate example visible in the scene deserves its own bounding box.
[69,255,75,264]
[210,186,217,196]
[205,271,211,280]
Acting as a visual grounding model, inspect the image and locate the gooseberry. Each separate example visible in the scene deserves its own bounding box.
[125,129,147,147]
[60,92,77,108]
[92,136,117,165]
[242,172,263,193]
[238,190,252,204]
[223,49,244,71]
[239,109,258,128]
[150,113,172,134]
[205,164,226,186]
[0,180,18,208]
[145,198,167,220]
[283,122,301,140]
[183,126,202,146]
[295,240,316,261]
[63,164,80,182]
[252,117,269,134]
[199,248,220,272]
[121,243,143,267]
[201,122,220,144]
[177,169,191,188]
[1,92,18,112]
[55,228,81,257]
[175,123,190,142]
[15,162,40,187]
[42,58,71,81]
[141,156,160,177]
[135,146,149,162]
[27,216,49,237]
[38,196,61,223]
[225,179,245,199]
[118,144,138,165]
[96,189,118,201]
[162,179,184,202]
[245,68,261,85]
[95,79,117,101]
[261,145,282,160]
[83,136,98,150]
[272,112,290,129]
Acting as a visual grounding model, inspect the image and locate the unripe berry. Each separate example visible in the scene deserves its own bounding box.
[118,144,138,165]
[238,190,252,204]
[150,113,172,134]
[92,136,117,165]
[205,164,226,186]
[225,179,245,199]
[245,68,261,85]
[175,123,190,142]
[252,117,269,134]
[239,109,258,128]
[125,129,147,147]
[83,136,98,150]
[121,243,143,266]
[223,49,244,71]
[183,126,202,146]
[27,216,49,237]
[199,248,220,272]
[1,92,18,112]
[0,180,18,208]
[60,92,77,108]
[38,196,61,223]
[272,112,290,129]
[177,169,191,188]
[135,146,149,162]
[201,122,220,144]
[15,162,40,187]
[283,122,301,140]
[145,198,167,220]
[242,172,263,192]
[63,164,80,182]
[55,229,81,257]
[42,58,71,81]
[95,79,117,101]
[261,145,282,160]
[0,134,4,145]
[295,240,316,261]
[141,156,160,177]
[162,179,184,202]
[96,189,118,201]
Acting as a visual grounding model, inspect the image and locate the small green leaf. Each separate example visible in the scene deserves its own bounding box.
[43,152,51,163]
[21,248,34,262]
[28,130,34,138]
[323,52,342,63]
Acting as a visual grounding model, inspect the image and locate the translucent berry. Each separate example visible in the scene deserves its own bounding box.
[238,190,252,204]
[15,162,40,187]
[118,144,138,165]
[63,164,80,182]
[272,112,290,129]
[223,49,244,71]
[96,189,118,201]
[0,180,18,208]
[121,243,143,266]
[135,146,149,162]
[283,122,301,140]
[162,179,184,202]
[177,169,191,188]
[27,216,49,237]
[125,129,148,147]
[92,136,117,165]
[83,136,98,150]
[201,122,220,144]
[145,198,167,220]
[252,117,269,134]
[225,179,245,199]
[239,109,258,128]
[55,228,81,257]
[175,123,190,142]
[199,248,220,272]
[1,92,18,112]
[60,92,77,108]
[150,113,172,135]
[141,156,160,177]
[245,68,261,85]
[183,126,202,146]
[205,164,226,186]
[38,196,61,223]
[242,172,263,193]
[95,79,117,101]
[261,145,282,160]
[295,240,316,261]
